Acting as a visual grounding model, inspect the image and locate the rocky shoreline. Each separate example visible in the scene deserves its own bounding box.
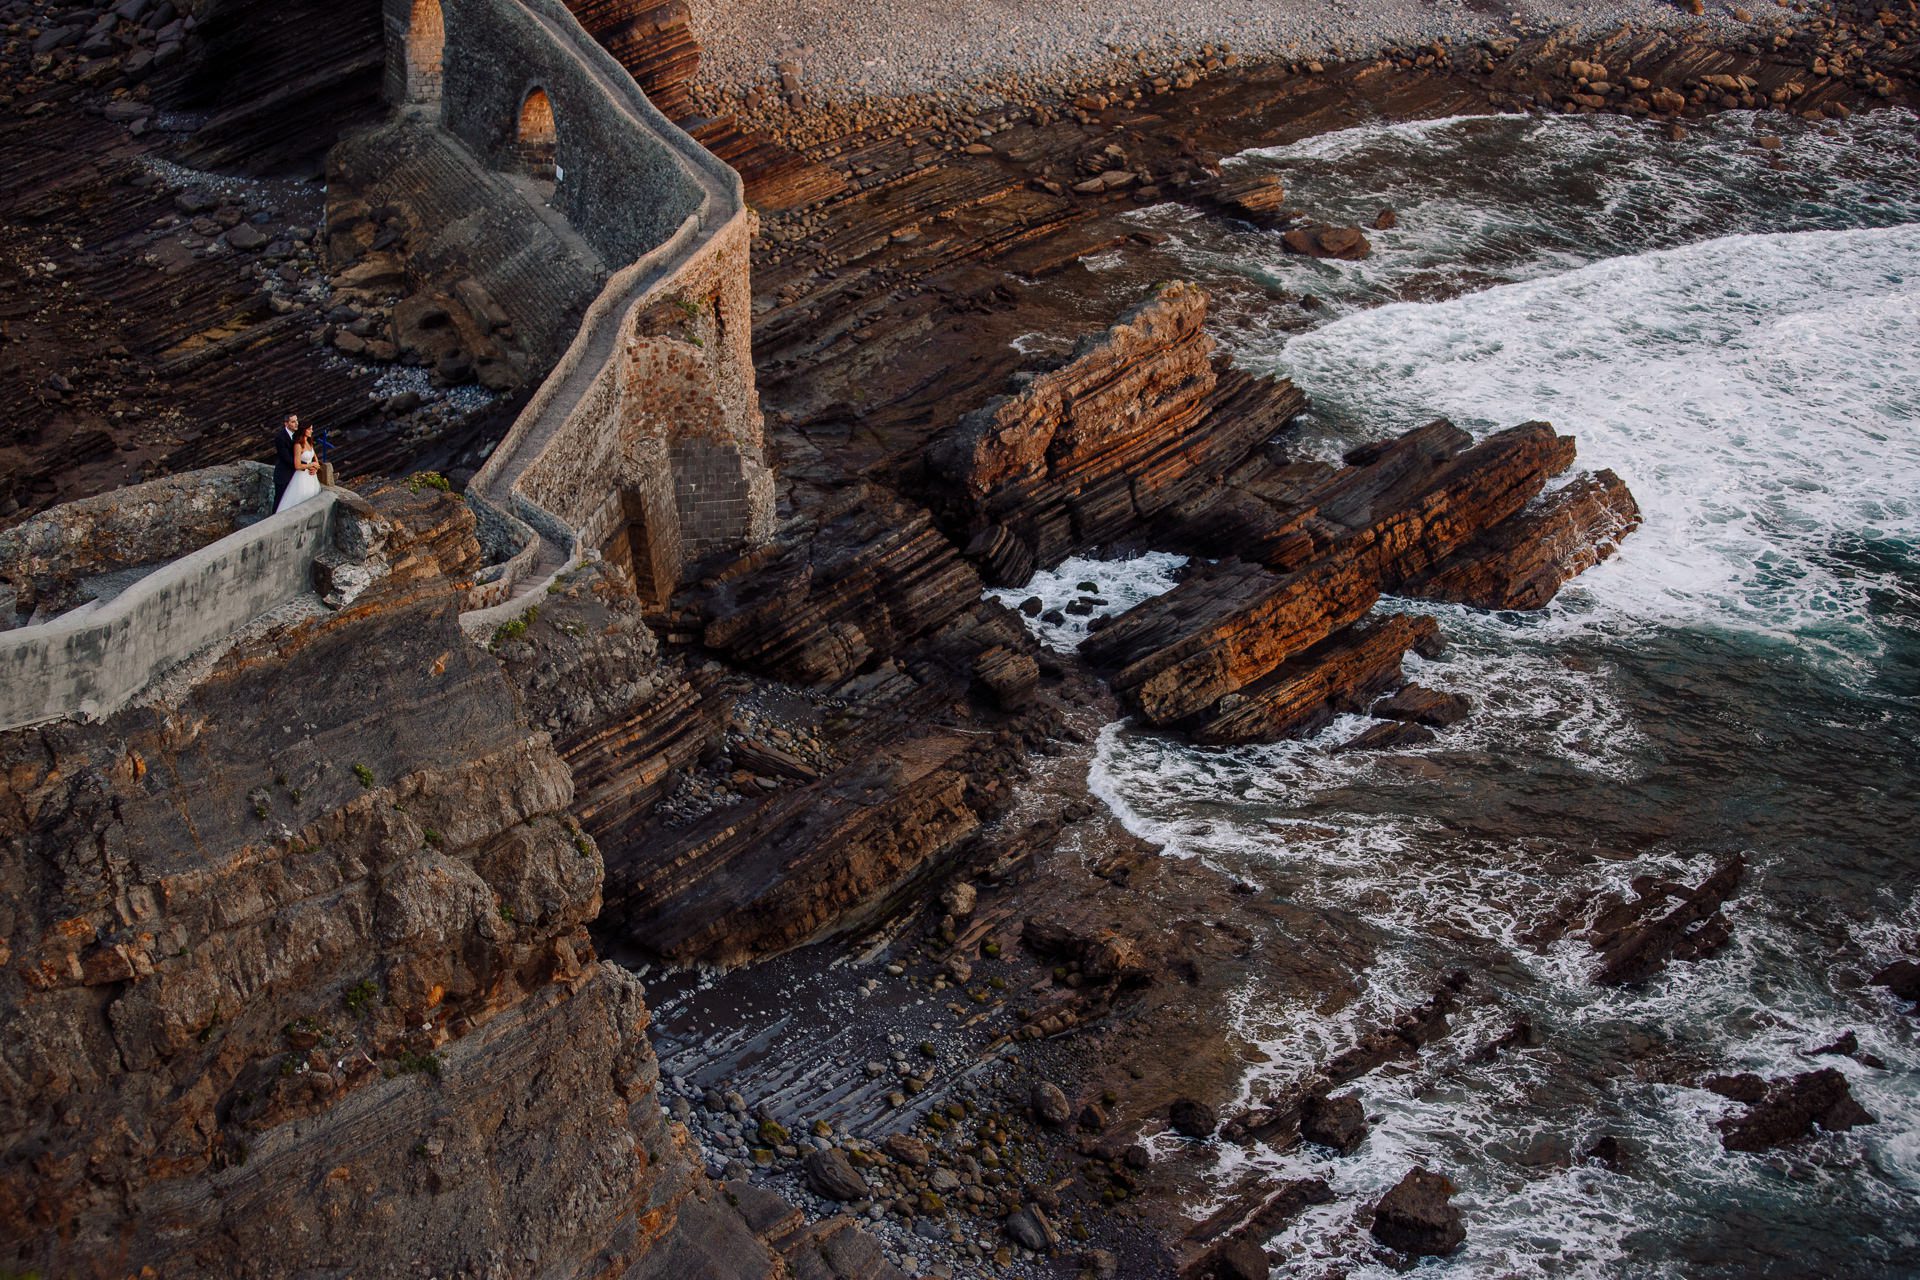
[3,0,1916,1276]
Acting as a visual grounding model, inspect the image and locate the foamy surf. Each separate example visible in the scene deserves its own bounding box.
[1085,109,1920,1275]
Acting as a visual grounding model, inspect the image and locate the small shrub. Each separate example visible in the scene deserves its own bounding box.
[343,979,379,1015]
[422,828,443,849]
[252,800,270,821]
[407,470,452,493]
[490,605,539,648]
[390,1048,443,1080]
[498,903,516,923]
[352,763,375,789]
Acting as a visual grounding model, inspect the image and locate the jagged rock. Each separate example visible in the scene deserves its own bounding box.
[1170,1097,1218,1138]
[694,490,982,686]
[1281,223,1371,260]
[1081,558,1379,728]
[1336,720,1438,753]
[1031,1081,1073,1127]
[0,489,781,1278]
[1587,856,1744,985]
[1300,1091,1367,1153]
[1371,683,1471,728]
[1713,1068,1875,1151]
[804,1148,870,1201]
[1404,468,1640,610]
[1021,914,1152,983]
[1370,1167,1466,1257]
[1202,171,1291,225]
[929,284,1304,571]
[940,881,977,918]
[974,644,1041,710]
[1184,614,1442,745]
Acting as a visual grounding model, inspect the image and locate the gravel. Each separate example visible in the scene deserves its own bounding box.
[684,0,1734,104]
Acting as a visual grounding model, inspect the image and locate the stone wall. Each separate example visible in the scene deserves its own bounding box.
[380,0,700,270]
[507,219,771,600]
[0,479,346,731]
[0,461,273,619]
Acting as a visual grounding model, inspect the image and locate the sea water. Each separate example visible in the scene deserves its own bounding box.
[1026,110,1920,1276]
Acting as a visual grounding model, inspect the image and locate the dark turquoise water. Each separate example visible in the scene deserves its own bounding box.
[1024,109,1920,1276]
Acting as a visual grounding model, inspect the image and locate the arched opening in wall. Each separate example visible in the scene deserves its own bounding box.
[516,88,558,187]
[405,0,444,106]
[602,488,678,611]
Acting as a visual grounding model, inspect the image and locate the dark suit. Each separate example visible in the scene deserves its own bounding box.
[272,427,295,510]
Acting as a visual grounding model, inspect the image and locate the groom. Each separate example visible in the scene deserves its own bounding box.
[271,413,298,509]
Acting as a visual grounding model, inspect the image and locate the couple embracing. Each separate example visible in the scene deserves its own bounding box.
[272,413,323,513]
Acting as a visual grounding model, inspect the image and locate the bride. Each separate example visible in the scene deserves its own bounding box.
[276,420,322,513]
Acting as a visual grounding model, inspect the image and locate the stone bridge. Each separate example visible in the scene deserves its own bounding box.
[0,0,769,726]
[379,0,772,631]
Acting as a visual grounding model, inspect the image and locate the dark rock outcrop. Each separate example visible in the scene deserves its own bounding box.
[1170,1097,1220,1139]
[1709,1068,1876,1151]
[1300,1091,1368,1153]
[1370,1167,1466,1257]
[1589,856,1745,986]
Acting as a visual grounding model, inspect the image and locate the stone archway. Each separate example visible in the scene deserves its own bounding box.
[516,88,557,181]
[404,0,443,105]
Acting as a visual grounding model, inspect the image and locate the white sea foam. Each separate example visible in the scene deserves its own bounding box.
[1278,223,1920,670]
[985,551,1188,650]
[1086,112,1920,1272]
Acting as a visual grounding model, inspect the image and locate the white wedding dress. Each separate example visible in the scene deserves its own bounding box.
[277,447,321,513]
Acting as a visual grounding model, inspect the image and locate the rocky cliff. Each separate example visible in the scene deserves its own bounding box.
[0,486,795,1278]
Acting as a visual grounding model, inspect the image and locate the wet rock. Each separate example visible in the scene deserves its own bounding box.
[1170,1097,1218,1139]
[1587,855,1744,986]
[1031,1081,1072,1127]
[804,1147,870,1200]
[1280,223,1371,260]
[1871,957,1920,1004]
[1372,206,1399,230]
[1715,1068,1875,1152]
[1300,1091,1367,1153]
[1370,684,1470,728]
[1580,1134,1629,1170]
[1370,1166,1465,1257]
[1405,468,1640,610]
[1196,1238,1270,1279]
[1335,720,1438,753]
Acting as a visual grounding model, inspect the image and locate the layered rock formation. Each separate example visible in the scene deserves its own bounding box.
[0,487,783,1278]
[922,282,1635,746]
[926,282,1304,583]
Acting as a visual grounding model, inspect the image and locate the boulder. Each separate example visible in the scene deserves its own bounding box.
[1370,684,1471,728]
[1871,957,1920,1004]
[803,1148,869,1201]
[1300,1091,1367,1153]
[1031,1081,1072,1127]
[1170,1097,1218,1139]
[1003,1205,1060,1252]
[882,1134,930,1168]
[1369,1167,1465,1257]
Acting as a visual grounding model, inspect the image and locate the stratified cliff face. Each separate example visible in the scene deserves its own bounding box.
[0,487,776,1279]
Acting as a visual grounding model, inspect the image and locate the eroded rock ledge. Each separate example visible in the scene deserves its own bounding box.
[929,281,1639,747]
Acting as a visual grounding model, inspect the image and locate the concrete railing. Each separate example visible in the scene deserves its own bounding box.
[0,488,341,731]
[440,0,769,634]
